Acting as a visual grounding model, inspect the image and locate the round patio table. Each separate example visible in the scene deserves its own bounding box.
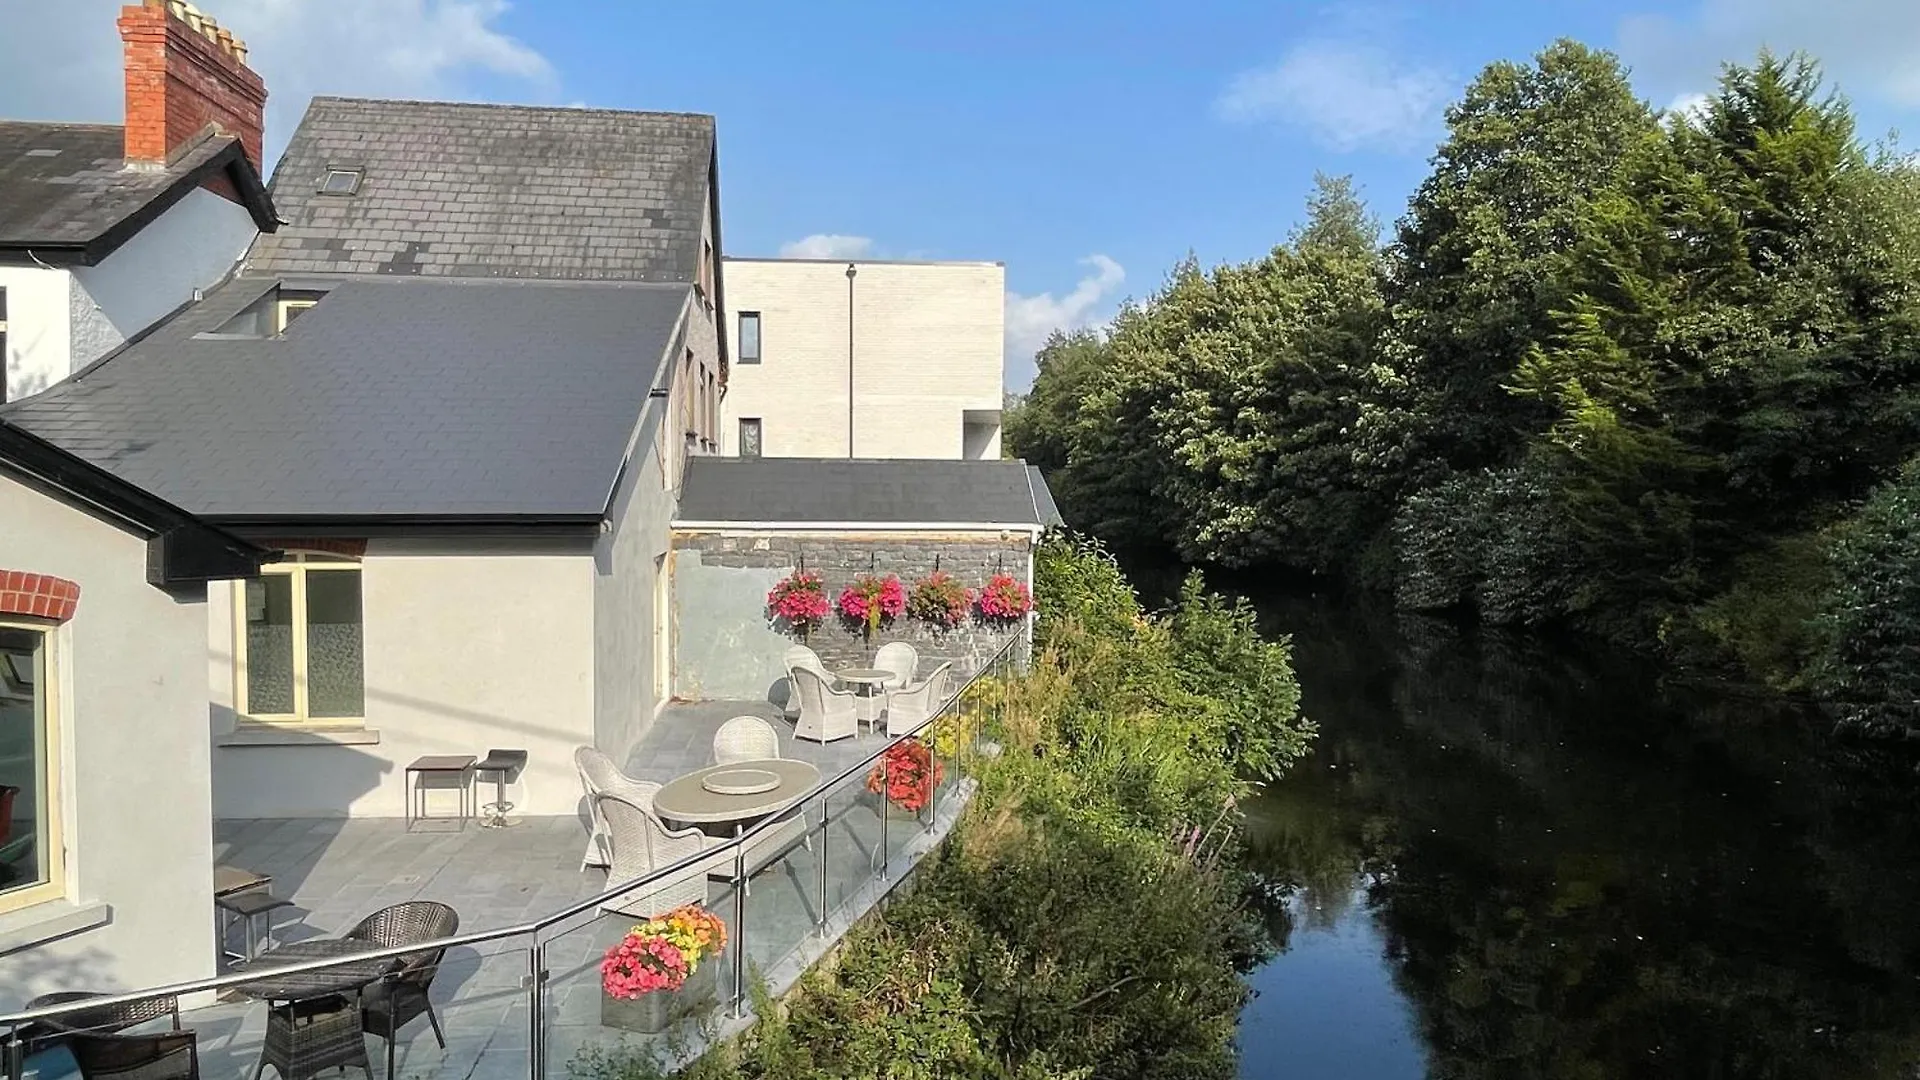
[653,758,821,832]
[234,937,395,1003]
[836,667,893,728]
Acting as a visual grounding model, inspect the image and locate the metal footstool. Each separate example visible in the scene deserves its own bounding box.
[475,748,529,828]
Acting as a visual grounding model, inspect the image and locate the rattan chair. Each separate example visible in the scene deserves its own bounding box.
[885,661,955,736]
[791,666,859,743]
[712,716,781,765]
[13,993,182,1080]
[576,746,658,870]
[596,791,727,918]
[348,901,460,1080]
[873,642,919,691]
[68,1030,200,1080]
[782,645,835,718]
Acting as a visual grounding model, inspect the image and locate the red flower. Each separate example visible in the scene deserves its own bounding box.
[977,574,1033,621]
[768,570,830,632]
[837,574,905,634]
[866,738,944,812]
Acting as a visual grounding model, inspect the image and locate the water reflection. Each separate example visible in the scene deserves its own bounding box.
[1232,587,1920,1080]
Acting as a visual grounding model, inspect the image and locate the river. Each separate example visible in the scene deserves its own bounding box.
[1224,587,1920,1079]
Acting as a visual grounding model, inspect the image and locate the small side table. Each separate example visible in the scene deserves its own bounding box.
[405,755,477,831]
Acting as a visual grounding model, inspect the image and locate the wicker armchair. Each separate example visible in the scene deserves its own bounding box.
[873,642,919,691]
[347,901,460,1080]
[596,791,727,918]
[68,1030,200,1080]
[575,746,657,870]
[712,716,781,765]
[790,666,858,743]
[782,645,834,718]
[885,661,955,736]
[11,993,182,1080]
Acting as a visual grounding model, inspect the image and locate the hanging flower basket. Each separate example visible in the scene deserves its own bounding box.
[977,573,1034,622]
[767,570,830,636]
[866,737,944,815]
[838,574,905,636]
[907,571,974,629]
[599,904,728,1033]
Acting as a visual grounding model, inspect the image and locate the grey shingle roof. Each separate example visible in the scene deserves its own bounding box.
[0,124,274,263]
[1,276,690,519]
[249,98,715,281]
[676,458,1058,527]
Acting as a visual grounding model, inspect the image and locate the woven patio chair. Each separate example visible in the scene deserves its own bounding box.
[13,992,182,1080]
[885,661,955,736]
[347,901,460,1080]
[790,666,858,743]
[782,645,835,718]
[596,791,726,918]
[873,642,919,691]
[68,1030,200,1080]
[712,716,781,765]
[575,746,657,870]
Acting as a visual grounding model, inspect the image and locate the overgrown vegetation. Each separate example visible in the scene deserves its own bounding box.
[577,535,1313,1079]
[1008,42,1920,735]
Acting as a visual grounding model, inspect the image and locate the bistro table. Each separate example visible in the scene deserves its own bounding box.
[653,758,821,836]
[835,667,893,730]
[236,938,395,1080]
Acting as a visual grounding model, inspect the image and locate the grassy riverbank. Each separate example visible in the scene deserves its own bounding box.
[583,534,1314,1079]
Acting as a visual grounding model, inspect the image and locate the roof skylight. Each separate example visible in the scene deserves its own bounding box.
[318,168,362,195]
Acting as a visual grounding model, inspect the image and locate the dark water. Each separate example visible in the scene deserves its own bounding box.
[1227,588,1920,1080]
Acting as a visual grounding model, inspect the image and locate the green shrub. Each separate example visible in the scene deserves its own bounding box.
[1814,459,1920,736]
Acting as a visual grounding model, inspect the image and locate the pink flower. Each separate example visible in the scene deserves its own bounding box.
[977,574,1033,621]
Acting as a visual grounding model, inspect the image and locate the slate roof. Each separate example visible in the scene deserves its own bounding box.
[0,276,690,520]
[675,458,1060,527]
[0,123,275,264]
[249,98,716,281]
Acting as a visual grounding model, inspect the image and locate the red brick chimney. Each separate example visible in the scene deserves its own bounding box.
[117,0,266,169]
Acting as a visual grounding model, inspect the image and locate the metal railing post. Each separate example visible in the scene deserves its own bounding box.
[879,748,891,879]
[527,941,546,1080]
[815,795,831,936]
[730,844,749,1018]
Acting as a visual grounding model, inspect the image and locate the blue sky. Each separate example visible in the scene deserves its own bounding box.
[6,1,1919,386]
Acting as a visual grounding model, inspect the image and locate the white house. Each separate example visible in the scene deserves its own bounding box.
[0,418,264,1005]
[0,0,276,404]
[5,94,728,823]
[718,258,1005,460]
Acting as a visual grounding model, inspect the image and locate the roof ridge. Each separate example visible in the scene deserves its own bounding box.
[307,95,715,122]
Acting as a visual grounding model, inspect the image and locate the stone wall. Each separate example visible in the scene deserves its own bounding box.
[671,529,1032,702]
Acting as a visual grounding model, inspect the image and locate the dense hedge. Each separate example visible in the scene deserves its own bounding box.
[1816,459,1920,736]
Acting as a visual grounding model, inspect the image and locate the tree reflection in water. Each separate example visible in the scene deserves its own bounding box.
[1233,587,1920,1079]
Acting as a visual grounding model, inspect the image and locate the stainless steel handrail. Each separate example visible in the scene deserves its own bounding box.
[0,635,1019,1029]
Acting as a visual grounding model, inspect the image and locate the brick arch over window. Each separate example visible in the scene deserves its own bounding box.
[0,571,81,622]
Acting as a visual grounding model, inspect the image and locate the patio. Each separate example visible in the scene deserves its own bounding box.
[163,698,962,1080]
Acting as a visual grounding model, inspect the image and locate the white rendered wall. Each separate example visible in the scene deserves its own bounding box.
[210,540,597,819]
[2,188,254,402]
[0,473,218,1007]
[71,187,255,366]
[718,259,1005,459]
[0,265,73,402]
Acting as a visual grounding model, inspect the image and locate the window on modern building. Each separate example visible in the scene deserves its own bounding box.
[0,623,63,912]
[737,312,761,364]
[236,553,365,725]
[739,417,763,458]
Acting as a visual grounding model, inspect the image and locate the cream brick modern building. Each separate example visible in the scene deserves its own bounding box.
[718,258,1005,460]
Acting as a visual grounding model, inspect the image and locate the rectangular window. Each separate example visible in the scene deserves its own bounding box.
[737,312,761,364]
[1,286,9,404]
[682,351,696,441]
[739,417,762,458]
[275,299,316,334]
[0,623,62,912]
[697,240,714,304]
[236,554,365,725]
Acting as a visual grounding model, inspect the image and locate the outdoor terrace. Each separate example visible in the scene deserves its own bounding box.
[7,672,1002,1080]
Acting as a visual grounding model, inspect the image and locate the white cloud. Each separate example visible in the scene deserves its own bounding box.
[1619,0,1920,112]
[1004,255,1126,390]
[0,0,556,171]
[1664,91,1712,122]
[778,234,875,260]
[1216,40,1451,153]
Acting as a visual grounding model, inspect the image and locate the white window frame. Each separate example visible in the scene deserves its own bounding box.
[233,553,365,727]
[0,619,64,915]
[275,299,316,334]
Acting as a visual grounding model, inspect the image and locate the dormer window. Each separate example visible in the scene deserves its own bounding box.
[318,167,362,196]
